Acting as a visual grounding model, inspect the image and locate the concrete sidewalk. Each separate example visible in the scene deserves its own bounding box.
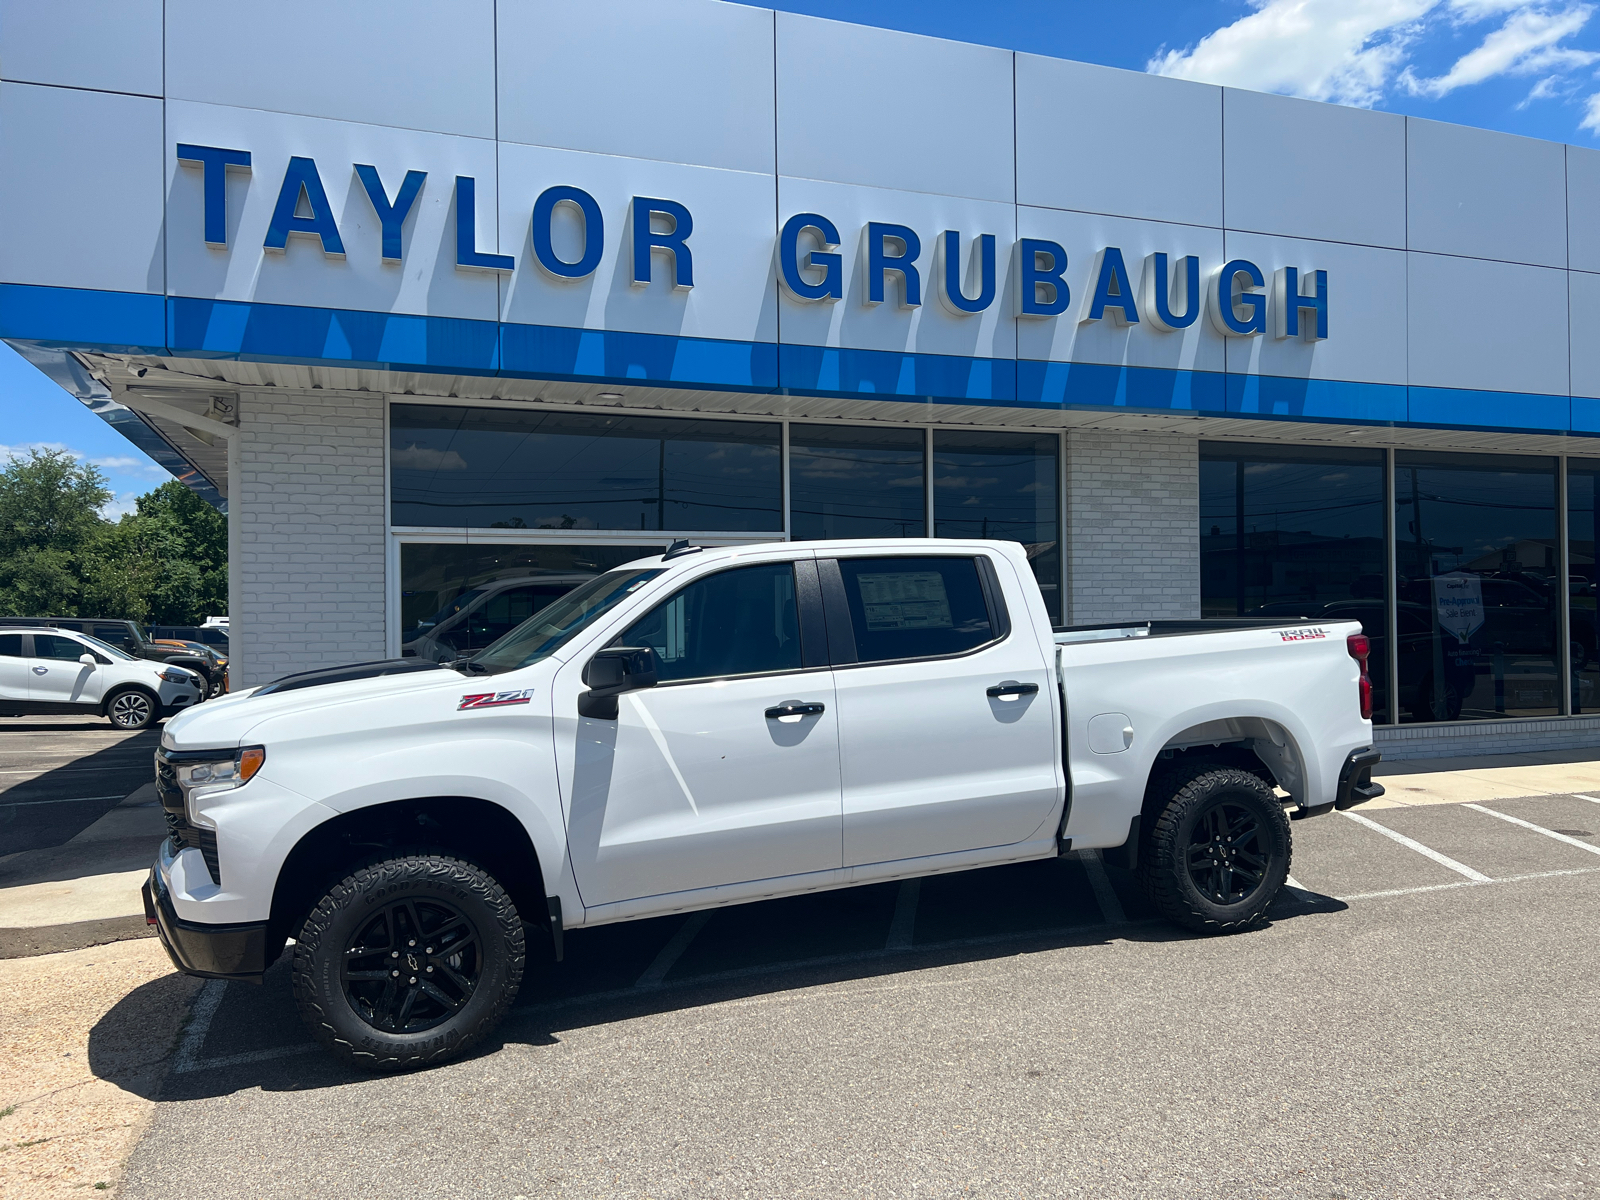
[4,744,1600,961]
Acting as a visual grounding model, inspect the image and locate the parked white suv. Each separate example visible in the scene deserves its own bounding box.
[0,627,204,729]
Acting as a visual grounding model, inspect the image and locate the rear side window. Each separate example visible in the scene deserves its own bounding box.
[94,624,130,643]
[617,562,801,683]
[0,634,21,657]
[836,556,996,663]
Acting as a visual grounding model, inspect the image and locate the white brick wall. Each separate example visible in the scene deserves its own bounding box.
[1065,431,1199,624]
[233,389,387,688]
[1376,716,1600,761]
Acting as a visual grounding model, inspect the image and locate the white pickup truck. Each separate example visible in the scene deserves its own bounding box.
[143,538,1383,1069]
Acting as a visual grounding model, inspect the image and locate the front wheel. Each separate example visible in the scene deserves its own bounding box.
[292,854,525,1071]
[1138,766,1291,934]
[105,687,159,730]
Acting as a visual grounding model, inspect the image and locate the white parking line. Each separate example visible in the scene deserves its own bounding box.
[1342,865,1600,901]
[1576,794,1600,805]
[171,978,227,1073]
[1464,804,1600,856]
[885,878,921,950]
[1341,810,1492,882]
[1077,850,1127,925]
[0,794,130,806]
[634,911,712,989]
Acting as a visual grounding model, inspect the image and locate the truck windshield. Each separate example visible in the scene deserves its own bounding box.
[466,568,663,674]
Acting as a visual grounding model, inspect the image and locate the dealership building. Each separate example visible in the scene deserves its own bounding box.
[3,1,1600,758]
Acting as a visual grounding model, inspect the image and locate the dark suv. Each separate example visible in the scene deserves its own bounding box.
[0,617,217,693]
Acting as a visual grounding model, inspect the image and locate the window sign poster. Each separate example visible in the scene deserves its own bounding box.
[858,572,954,630]
[1434,572,1485,643]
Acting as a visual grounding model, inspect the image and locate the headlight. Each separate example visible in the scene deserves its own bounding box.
[160,668,194,684]
[176,746,265,815]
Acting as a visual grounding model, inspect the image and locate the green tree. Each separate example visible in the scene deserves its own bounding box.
[0,449,110,616]
[83,481,229,625]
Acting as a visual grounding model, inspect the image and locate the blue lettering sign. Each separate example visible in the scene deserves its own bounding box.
[455,176,514,273]
[1141,253,1201,331]
[939,231,995,315]
[1017,239,1069,318]
[632,197,694,289]
[866,223,921,308]
[1275,266,1329,340]
[1210,259,1267,337]
[264,157,345,257]
[176,143,251,248]
[354,165,426,263]
[1085,247,1139,325]
[779,213,843,302]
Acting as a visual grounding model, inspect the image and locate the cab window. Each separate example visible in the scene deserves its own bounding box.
[835,556,997,664]
[617,562,801,683]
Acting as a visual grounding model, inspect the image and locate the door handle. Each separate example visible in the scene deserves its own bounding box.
[31,666,47,676]
[986,681,1038,700]
[765,701,825,720]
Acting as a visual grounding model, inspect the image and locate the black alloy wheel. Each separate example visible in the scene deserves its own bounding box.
[1138,764,1291,933]
[1185,800,1269,905]
[341,895,482,1034]
[292,854,525,1070]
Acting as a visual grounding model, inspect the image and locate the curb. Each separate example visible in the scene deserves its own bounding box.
[0,914,155,959]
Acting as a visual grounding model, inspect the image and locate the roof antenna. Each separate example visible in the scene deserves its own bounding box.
[663,539,703,561]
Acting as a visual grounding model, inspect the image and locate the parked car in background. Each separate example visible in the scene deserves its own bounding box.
[401,574,593,662]
[0,618,217,693]
[153,639,228,696]
[0,627,203,729]
[150,624,230,654]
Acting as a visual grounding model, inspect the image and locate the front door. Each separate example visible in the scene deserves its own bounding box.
[26,632,103,708]
[825,553,1062,868]
[555,556,842,908]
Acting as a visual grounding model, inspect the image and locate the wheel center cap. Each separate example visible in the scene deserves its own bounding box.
[406,953,420,971]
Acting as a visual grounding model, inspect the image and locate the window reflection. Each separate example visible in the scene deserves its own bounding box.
[788,424,926,540]
[1395,451,1558,723]
[1199,443,1390,723]
[390,404,782,532]
[932,431,1061,625]
[1567,459,1600,714]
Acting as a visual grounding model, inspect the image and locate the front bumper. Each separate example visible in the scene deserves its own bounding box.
[143,863,274,983]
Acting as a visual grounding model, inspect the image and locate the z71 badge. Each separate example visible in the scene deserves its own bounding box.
[458,690,534,710]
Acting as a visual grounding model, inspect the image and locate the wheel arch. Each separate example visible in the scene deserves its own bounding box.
[1137,714,1309,839]
[268,795,548,957]
[100,682,160,719]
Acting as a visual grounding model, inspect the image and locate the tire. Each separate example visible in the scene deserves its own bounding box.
[291,854,525,1071]
[104,687,159,730]
[1138,766,1291,934]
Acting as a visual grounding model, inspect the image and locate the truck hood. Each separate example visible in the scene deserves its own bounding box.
[160,660,478,750]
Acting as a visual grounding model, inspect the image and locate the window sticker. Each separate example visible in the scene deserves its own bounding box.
[857,571,954,631]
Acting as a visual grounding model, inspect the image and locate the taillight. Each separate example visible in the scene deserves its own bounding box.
[1347,633,1373,720]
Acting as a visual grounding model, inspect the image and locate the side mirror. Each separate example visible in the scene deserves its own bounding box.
[578,646,659,720]
[78,653,97,667]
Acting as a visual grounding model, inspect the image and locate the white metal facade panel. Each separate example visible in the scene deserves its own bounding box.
[1570,271,1600,400]
[1568,146,1600,273]
[496,0,776,175]
[1407,251,1569,395]
[165,0,497,138]
[164,100,501,321]
[1015,55,1222,229]
[1407,117,1567,268]
[1223,89,1405,250]
[498,143,779,343]
[1222,231,1407,386]
[0,83,164,294]
[775,13,1015,204]
[1014,207,1224,373]
[0,0,163,97]
[776,177,1016,359]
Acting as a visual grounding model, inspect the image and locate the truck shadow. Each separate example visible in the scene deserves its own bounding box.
[95,858,1346,1102]
[0,725,162,855]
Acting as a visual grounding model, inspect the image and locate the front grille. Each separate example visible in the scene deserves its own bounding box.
[155,748,221,886]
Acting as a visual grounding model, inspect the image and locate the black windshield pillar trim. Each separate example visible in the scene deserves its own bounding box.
[816,558,858,666]
[794,558,830,670]
[976,555,1011,639]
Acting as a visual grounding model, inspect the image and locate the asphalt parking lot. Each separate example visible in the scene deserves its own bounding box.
[0,716,160,854]
[107,792,1600,1200]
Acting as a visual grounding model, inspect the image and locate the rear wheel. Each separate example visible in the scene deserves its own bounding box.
[104,687,158,730]
[1138,766,1291,934]
[291,854,525,1071]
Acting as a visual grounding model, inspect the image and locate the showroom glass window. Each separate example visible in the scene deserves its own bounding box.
[1395,451,1558,723]
[788,425,926,540]
[931,431,1061,625]
[1568,459,1600,713]
[1199,443,1390,723]
[390,404,782,532]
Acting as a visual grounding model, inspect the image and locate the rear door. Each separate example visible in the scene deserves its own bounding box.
[555,554,842,908]
[823,553,1061,868]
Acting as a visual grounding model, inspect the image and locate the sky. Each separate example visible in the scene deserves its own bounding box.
[7,0,1600,510]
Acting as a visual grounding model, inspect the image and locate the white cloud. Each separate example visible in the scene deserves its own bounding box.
[99,491,141,521]
[1148,0,1436,107]
[1150,0,1600,117]
[0,440,168,482]
[1581,88,1600,128]
[1404,4,1599,96]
